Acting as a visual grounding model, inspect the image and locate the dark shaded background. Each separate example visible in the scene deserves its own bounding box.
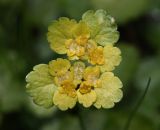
[0,0,160,130]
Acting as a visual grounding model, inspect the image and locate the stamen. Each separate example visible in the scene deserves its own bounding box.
[79,81,92,94]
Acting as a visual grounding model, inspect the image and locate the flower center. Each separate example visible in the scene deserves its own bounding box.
[75,35,88,46]
[54,71,73,86]
[61,80,77,98]
[65,35,89,58]
[79,81,92,94]
[89,46,105,65]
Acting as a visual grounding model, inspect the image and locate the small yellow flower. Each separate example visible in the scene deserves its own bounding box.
[60,80,77,98]
[48,20,90,60]
[70,61,85,85]
[76,35,89,46]
[53,87,77,110]
[77,89,97,108]
[83,66,100,87]
[65,39,85,58]
[54,71,74,86]
[49,58,71,76]
[88,46,105,65]
[79,81,92,94]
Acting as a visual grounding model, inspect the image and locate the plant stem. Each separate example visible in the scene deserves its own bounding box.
[77,110,87,130]
[124,77,151,130]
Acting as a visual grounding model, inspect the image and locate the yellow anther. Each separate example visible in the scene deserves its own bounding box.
[89,46,105,65]
[75,35,89,46]
[79,81,92,94]
[60,80,77,98]
[65,39,85,57]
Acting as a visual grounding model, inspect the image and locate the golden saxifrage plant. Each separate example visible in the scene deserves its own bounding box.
[26,9,123,111]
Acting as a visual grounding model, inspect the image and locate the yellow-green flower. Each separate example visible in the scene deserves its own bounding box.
[88,44,122,72]
[26,58,123,110]
[49,58,71,76]
[47,9,119,61]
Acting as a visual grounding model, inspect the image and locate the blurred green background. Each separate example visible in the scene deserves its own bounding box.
[0,0,160,130]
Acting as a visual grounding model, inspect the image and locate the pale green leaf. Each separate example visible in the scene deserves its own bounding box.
[82,9,119,46]
[26,64,57,108]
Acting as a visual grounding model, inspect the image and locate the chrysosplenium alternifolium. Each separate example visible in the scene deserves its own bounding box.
[26,10,123,111]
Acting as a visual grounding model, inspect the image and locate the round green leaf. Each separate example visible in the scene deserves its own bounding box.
[82,9,119,46]
[26,64,57,108]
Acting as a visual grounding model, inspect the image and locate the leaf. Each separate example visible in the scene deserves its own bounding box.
[82,9,119,46]
[26,64,57,108]
[135,56,160,127]
[27,99,57,118]
[135,56,160,99]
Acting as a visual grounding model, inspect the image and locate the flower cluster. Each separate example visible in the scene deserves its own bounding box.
[26,9,123,110]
